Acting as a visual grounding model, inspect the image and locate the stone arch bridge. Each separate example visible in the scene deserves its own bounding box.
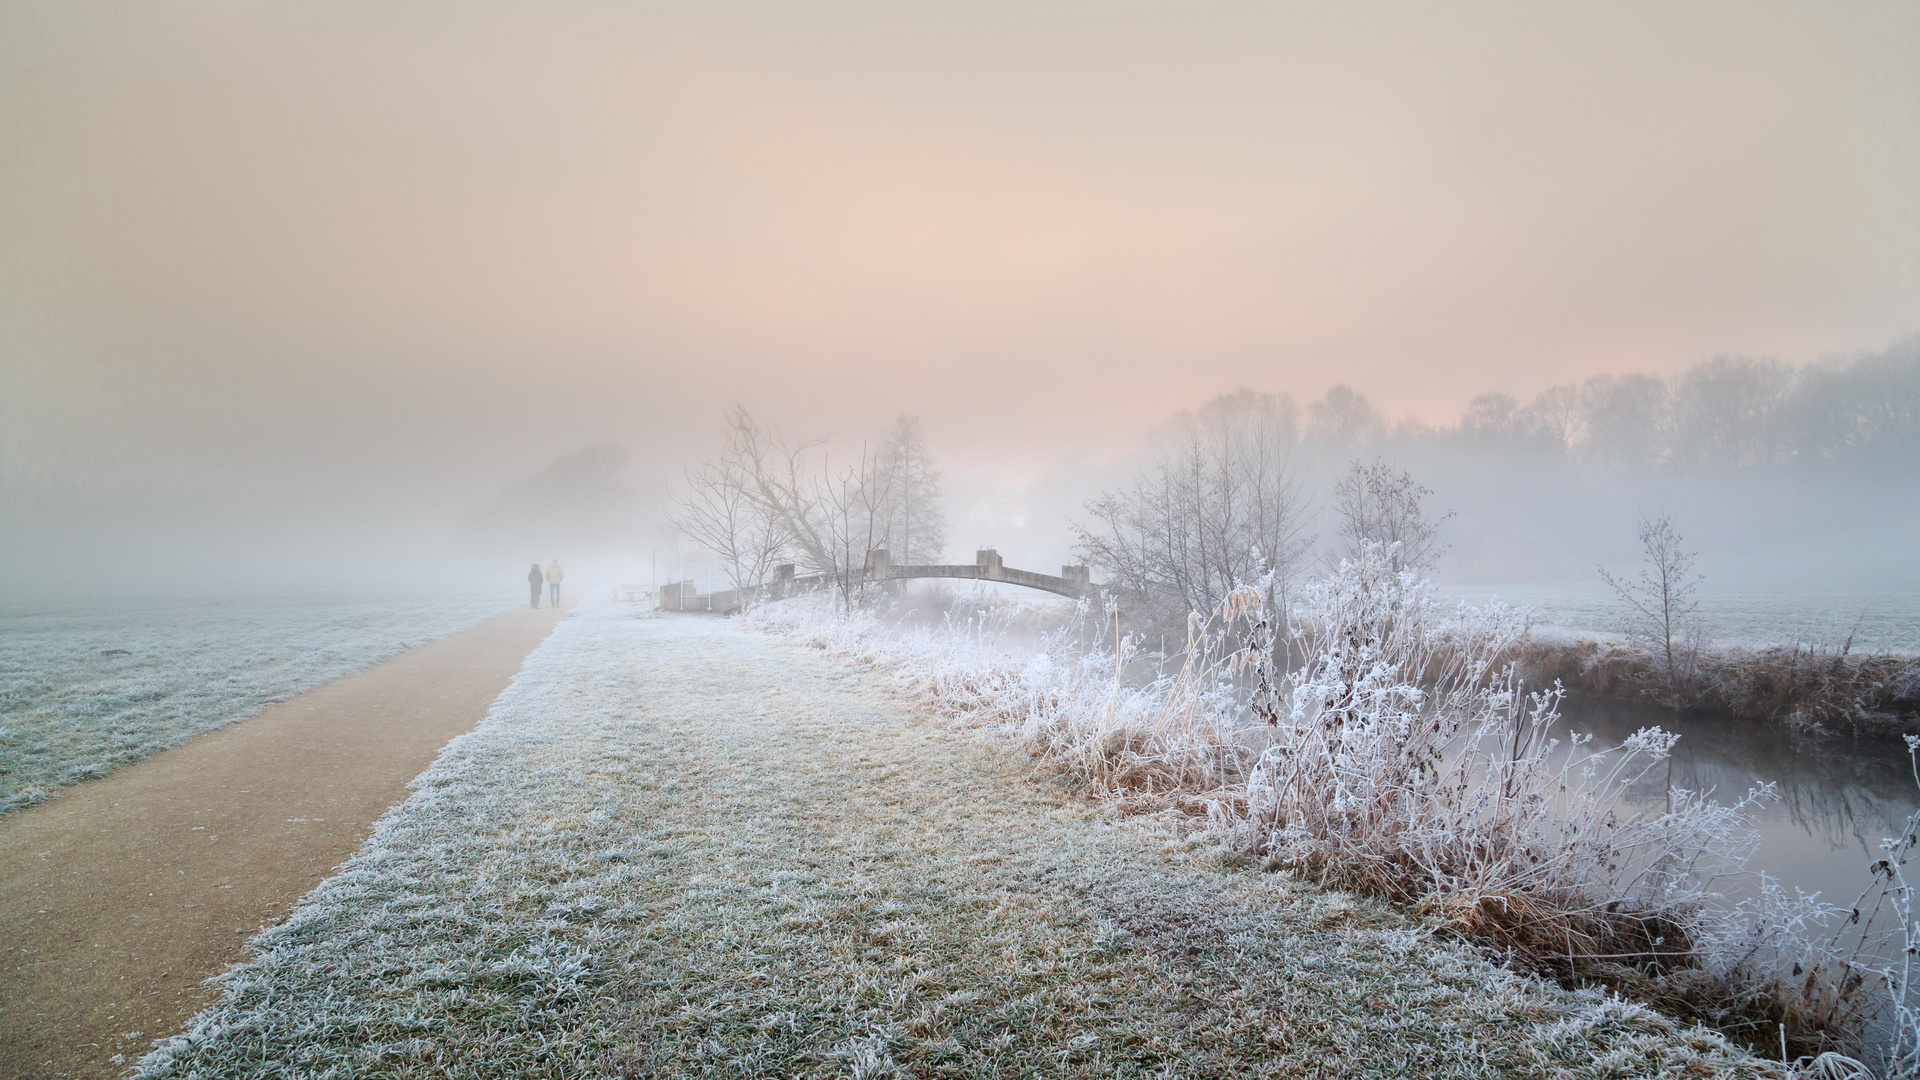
[657,549,1095,613]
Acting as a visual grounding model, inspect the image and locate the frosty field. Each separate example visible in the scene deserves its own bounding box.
[1439,581,1920,655]
[0,591,514,813]
[135,602,1775,1078]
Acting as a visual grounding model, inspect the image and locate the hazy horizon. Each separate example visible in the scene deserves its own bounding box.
[4,2,1917,596]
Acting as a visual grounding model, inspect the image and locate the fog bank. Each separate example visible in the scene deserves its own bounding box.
[3,2,1916,599]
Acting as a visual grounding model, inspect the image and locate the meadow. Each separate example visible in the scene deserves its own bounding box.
[0,591,513,813]
[136,602,1773,1079]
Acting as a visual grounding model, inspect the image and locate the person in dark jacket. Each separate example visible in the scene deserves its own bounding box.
[527,563,544,608]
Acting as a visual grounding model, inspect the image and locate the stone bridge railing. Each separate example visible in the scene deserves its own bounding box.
[658,549,1095,613]
[780,548,1093,600]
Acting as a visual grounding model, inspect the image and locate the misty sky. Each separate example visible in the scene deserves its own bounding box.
[4,1,1918,586]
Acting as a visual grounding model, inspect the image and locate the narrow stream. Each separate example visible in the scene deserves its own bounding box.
[1560,696,1920,928]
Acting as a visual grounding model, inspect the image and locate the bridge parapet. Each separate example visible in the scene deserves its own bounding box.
[868,548,1093,599]
[667,549,1097,612]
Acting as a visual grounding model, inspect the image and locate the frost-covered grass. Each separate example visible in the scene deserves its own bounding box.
[0,591,514,812]
[137,602,1776,1078]
[751,587,1251,803]
[749,561,1894,1065]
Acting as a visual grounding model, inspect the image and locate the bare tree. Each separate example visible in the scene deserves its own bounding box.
[1669,355,1796,468]
[1327,459,1451,574]
[713,407,835,573]
[1577,373,1672,468]
[1074,390,1311,621]
[1457,392,1521,441]
[676,408,949,610]
[1519,383,1583,454]
[670,453,789,595]
[1789,340,1920,465]
[811,444,902,608]
[874,415,946,564]
[669,407,828,605]
[1598,511,1706,702]
[1304,384,1387,456]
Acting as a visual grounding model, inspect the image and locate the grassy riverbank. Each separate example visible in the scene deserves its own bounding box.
[136,603,1773,1078]
[1517,635,1920,734]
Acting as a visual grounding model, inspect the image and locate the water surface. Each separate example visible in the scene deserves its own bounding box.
[1562,697,1920,931]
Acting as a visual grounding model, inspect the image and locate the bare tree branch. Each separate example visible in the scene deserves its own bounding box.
[1598,510,1706,703]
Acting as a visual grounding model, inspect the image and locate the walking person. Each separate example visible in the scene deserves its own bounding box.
[545,560,563,607]
[527,563,544,608]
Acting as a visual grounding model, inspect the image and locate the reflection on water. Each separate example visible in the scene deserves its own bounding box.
[1560,697,1920,910]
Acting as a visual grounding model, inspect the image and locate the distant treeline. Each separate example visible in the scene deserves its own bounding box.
[1072,334,1919,602]
[1291,336,1918,471]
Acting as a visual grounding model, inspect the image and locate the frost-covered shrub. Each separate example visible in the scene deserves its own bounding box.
[1234,544,1757,961]
[1799,737,1920,1078]
[749,555,1889,1062]
[1231,544,1898,1057]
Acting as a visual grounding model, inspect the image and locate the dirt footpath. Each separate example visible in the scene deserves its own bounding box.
[0,593,577,1080]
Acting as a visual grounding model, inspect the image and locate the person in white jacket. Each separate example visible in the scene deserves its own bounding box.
[545,560,563,607]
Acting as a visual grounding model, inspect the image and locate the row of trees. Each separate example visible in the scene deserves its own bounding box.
[1231,339,1918,471]
[1071,391,1448,626]
[1361,340,1918,469]
[1073,392,1309,617]
[674,340,1909,619]
[1067,342,1914,624]
[671,408,946,597]
[677,393,1449,624]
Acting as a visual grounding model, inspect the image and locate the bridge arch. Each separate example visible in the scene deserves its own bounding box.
[774,548,1094,601]
[659,549,1097,612]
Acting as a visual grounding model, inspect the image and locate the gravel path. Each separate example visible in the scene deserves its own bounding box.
[129,603,1773,1078]
[0,595,577,1079]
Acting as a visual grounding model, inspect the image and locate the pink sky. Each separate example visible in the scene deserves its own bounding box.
[4,0,1917,504]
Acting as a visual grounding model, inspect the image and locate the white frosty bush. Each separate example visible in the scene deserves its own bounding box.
[1233,545,1775,974]
[751,553,1902,1065]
